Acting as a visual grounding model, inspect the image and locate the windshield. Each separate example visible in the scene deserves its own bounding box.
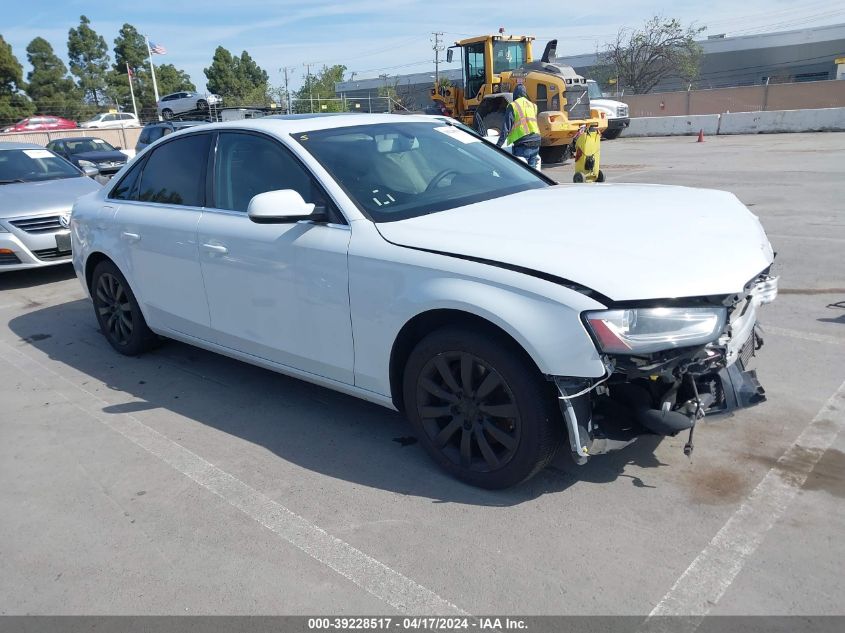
[492,41,527,73]
[0,148,82,183]
[295,122,548,222]
[587,82,603,99]
[66,138,117,154]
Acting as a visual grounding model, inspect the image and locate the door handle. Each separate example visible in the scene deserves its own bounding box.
[121,231,140,242]
[202,243,228,255]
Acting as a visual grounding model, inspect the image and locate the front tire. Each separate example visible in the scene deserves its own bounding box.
[603,128,622,140]
[161,108,173,120]
[197,99,208,111]
[403,327,563,488]
[91,260,158,356]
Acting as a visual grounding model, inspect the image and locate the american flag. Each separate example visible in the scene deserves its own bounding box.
[149,41,167,55]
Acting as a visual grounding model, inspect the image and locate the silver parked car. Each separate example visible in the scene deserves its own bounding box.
[157,91,222,120]
[0,142,102,272]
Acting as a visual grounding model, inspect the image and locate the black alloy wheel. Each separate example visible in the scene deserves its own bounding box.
[96,272,133,346]
[91,260,158,356]
[403,327,563,488]
[416,350,521,473]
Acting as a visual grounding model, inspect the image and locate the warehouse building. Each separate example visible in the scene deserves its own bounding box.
[335,69,462,113]
[557,22,845,93]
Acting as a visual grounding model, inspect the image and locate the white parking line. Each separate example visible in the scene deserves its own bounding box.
[643,378,845,632]
[0,341,469,616]
[766,325,845,346]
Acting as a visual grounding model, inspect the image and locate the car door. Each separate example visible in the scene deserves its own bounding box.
[109,132,212,339]
[196,130,354,383]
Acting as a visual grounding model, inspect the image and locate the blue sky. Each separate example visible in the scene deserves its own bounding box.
[3,0,843,92]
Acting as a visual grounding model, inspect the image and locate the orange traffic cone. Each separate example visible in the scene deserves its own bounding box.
[697,129,705,143]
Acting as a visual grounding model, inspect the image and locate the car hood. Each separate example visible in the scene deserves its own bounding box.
[0,177,102,219]
[72,150,126,163]
[376,184,774,303]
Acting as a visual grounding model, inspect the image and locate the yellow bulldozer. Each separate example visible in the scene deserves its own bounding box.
[431,33,607,163]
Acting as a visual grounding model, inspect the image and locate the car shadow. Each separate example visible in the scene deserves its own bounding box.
[9,298,668,507]
[0,264,76,290]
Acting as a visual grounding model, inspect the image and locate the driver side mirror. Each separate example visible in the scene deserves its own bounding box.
[446,48,454,64]
[82,165,99,178]
[247,189,327,224]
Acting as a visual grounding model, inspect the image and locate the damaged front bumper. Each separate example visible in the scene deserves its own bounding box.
[555,273,776,464]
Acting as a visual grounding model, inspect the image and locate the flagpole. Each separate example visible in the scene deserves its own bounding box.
[145,36,161,121]
[126,63,139,121]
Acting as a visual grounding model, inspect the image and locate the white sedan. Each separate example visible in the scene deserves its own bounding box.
[79,112,140,129]
[70,114,777,488]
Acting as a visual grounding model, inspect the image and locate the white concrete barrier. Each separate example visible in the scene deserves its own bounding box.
[625,114,720,137]
[718,107,845,134]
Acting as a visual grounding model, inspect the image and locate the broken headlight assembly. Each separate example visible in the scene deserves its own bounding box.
[584,307,727,354]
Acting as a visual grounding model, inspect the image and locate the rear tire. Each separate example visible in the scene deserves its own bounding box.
[597,170,606,182]
[539,145,567,165]
[573,172,585,183]
[161,108,173,120]
[480,111,504,136]
[402,326,563,489]
[91,260,158,356]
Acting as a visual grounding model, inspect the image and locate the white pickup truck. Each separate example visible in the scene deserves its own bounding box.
[587,80,629,139]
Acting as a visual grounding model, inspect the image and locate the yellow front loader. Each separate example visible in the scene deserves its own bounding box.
[431,33,607,163]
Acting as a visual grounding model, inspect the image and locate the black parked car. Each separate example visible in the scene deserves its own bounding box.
[135,121,205,152]
[46,137,128,180]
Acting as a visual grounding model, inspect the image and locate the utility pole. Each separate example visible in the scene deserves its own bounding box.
[303,62,314,113]
[431,32,444,89]
[280,66,295,114]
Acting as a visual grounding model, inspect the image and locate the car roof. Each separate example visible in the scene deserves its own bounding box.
[53,136,110,143]
[177,113,441,136]
[146,120,204,128]
[0,141,49,150]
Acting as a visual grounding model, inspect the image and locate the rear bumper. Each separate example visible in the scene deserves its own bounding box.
[538,112,608,146]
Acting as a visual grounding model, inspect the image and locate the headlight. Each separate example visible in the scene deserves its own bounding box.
[584,307,727,354]
[78,159,97,169]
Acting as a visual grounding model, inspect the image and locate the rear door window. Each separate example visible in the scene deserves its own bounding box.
[137,134,211,206]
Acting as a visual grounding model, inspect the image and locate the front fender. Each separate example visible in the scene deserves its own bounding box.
[349,223,606,397]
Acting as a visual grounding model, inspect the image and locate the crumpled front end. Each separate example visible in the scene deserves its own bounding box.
[556,270,778,464]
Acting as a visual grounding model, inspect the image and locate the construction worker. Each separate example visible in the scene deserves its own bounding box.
[497,83,541,168]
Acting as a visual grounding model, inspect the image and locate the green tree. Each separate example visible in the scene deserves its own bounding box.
[106,24,195,120]
[293,64,346,113]
[602,16,704,94]
[0,35,34,126]
[67,15,111,106]
[25,37,83,118]
[204,46,269,105]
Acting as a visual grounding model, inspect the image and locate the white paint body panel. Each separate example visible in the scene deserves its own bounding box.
[71,115,775,409]
[377,184,774,301]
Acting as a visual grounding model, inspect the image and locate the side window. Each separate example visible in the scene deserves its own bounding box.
[137,134,211,206]
[103,114,116,122]
[213,132,326,213]
[110,159,144,201]
[464,43,486,99]
[536,84,548,112]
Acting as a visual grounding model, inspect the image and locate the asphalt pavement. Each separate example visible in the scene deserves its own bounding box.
[1,133,843,619]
